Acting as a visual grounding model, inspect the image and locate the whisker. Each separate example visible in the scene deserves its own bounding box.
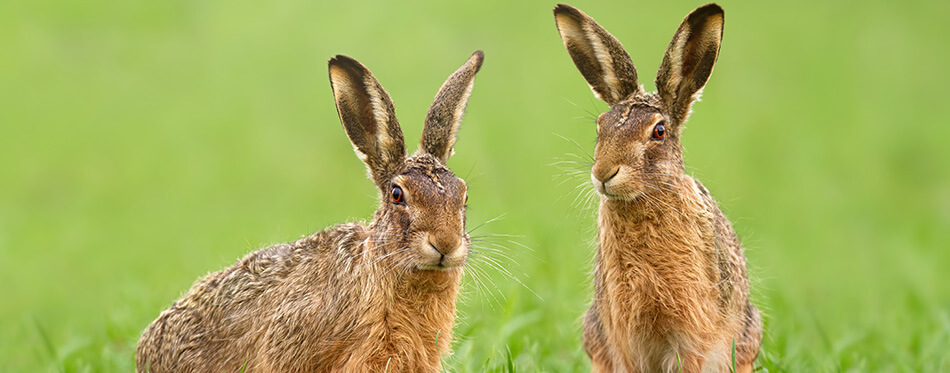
[552,132,595,162]
[561,97,600,123]
[470,233,525,239]
[475,251,543,302]
[467,213,507,234]
[463,161,478,181]
[570,181,595,210]
[471,246,518,263]
[371,248,413,266]
[464,260,506,309]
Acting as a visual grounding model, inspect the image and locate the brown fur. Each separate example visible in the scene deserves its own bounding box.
[555,4,762,372]
[136,51,485,372]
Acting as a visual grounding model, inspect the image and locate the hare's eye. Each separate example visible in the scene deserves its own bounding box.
[391,186,405,204]
[652,122,666,140]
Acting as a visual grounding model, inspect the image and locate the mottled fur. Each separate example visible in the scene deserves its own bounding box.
[136,51,485,372]
[554,4,761,372]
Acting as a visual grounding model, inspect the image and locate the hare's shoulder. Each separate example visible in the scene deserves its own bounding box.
[688,176,740,243]
[236,222,371,282]
[689,176,752,308]
[689,176,715,203]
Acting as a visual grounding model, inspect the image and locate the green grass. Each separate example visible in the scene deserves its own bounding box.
[2,0,949,371]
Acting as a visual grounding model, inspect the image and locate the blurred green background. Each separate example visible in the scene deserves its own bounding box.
[2,0,948,371]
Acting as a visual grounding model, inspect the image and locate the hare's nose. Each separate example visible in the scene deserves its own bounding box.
[427,234,462,257]
[592,163,621,184]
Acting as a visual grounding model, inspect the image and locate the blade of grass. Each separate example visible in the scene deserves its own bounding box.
[32,317,63,373]
[506,345,515,373]
[730,338,737,373]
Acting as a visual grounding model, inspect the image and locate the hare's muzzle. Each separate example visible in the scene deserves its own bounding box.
[591,163,621,194]
[592,162,620,181]
[418,232,468,270]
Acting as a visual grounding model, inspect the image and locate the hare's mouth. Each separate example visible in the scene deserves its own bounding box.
[416,242,468,271]
[603,191,643,202]
[598,186,647,202]
[594,178,644,201]
[416,263,460,271]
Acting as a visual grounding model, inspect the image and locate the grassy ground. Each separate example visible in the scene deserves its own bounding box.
[2,0,949,371]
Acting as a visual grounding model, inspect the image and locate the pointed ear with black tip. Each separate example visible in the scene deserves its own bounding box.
[655,3,724,124]
[328,55,407,190]
[554,4,642,105]
[419,50,484,163]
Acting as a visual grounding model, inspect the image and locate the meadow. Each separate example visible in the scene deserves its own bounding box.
[1,0,948,371]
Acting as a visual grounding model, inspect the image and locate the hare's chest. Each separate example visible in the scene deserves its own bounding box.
[599,231,722,346]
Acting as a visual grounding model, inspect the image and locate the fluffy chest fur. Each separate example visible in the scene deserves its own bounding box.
[593,182,725,364]
[254,228,463,372]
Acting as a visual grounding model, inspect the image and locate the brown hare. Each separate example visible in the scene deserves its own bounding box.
[136,51,485,372]
[554,4,761,372]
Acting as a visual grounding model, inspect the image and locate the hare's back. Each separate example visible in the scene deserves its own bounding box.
[136,242,301,370]
[137,224,371,371]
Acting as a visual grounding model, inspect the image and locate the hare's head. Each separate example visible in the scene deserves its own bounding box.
[555,4,723,201]
[329,51,483,271]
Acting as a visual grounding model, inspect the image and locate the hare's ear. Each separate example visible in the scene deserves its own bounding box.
[655,4,724,124]
[420,51,484,163]
[329,55,407,189]
[554,4,641,105]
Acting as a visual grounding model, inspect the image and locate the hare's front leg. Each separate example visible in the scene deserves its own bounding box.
[583,304,617,373]
[736,304,763,373]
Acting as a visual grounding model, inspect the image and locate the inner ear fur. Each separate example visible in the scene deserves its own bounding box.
[329,55,407,190]
[554,4,642,105]
[655,3,724,124]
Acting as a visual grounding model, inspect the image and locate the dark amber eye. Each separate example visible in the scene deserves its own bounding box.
[652,123,666,140]
[391,186,404,204]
